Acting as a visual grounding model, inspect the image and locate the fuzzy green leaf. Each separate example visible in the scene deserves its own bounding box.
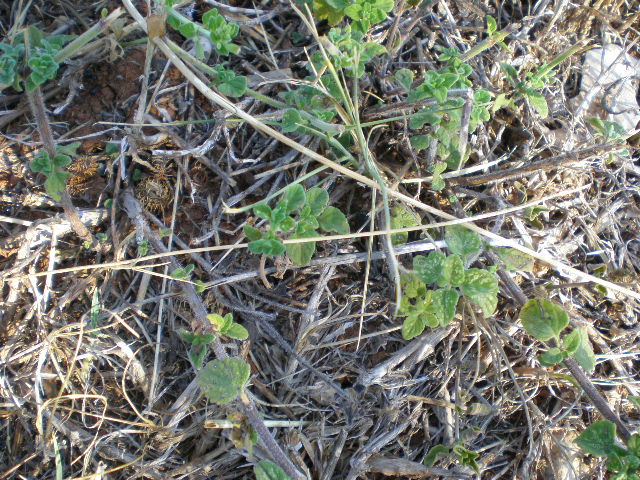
[438,254,464,287]
[572,327,595,372]
[197,357,250,405]
[410,134,431,152]
[562,329,581,355]
[413,251,445,284]
[243,225,263,242]
[461,268,499,317]
[217,74,247,97]
[306,187,329,216]
[519,299,569,342]
[402,313,425,340]
[225,323,249,340]
[431,288,459,326]
[317,206,349,234]
[253,204,272,220]
[44,170,71,201]
[283,184,305,213]
[254,460,292,480]
[423,444,451,467]
[445,225,482,257]
[492,247,534,272]
[575,420,617,457]
[282,109,305,133]
[431,162,447,191]
[526,90,548,118]
[395,68,414,91]
[248,237,286,256]
[390,205,420,246]
[286,231,316,266]
[538,347,564,366]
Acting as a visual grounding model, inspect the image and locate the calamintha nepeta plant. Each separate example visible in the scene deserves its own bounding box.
[29,142,81,201]
[398,225,500,340]
[244,184,350,266]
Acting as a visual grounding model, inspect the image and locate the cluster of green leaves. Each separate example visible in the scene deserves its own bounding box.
[496,62,550,119]
[164,1,240,56]
[519,298,595,371]
[588,117,630,161]
[576,420,640,480]
[0,27,74,91]
[170,263,195,280]
[244,185,349,266]
[29,142,80,201]
[395,48,491,176]
[312,0,394,32]
[318,26,387,79]
[424,442,480,474]
[398,225,500,340]
[179,313,248,369]
[211,64,247,97]
[280,85,337,130]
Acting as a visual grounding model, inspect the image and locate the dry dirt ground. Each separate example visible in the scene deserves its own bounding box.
[1,0,640,479]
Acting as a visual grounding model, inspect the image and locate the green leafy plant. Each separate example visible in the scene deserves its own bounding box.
[29,142,80,201]
[197,356,250,404]
[576,420,640,480]
[207,312,249,340]
[311,0,394,32]
[0,26,75,91]
[179,329,216,369]
[398,225,501,340]
[519,298,595,371]
[244,185,349,266]
[495,44,583,119]
[211,64,247,97]
[395,48,492,171]
[163,1,240,56]
[170,263,195,280]
[424,441,481,474]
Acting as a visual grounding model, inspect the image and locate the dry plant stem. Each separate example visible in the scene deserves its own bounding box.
[118,0,640,302]
[120,189,306,480]
[446,144,620,187]
[488,251,633,443]
[25,86,94,246]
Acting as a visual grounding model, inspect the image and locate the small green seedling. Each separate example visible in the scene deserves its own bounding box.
[389,205,421,246]
[245,185,349,266]
[519,298,595,371]
[163,1,240,56]
[398,225,502,339]
[211,64,247,97]
[496,44,583,119]
[311,0,394,32]
[29,142,80,201]
[395,48,491,170]
[485,15,509,51]
[576,420,640,480]
[179,329,215,369]
[588,117,629,162]
[170,263,195,280]
[207,313,249,340]
[424,441,481,474]
[197,356,250,404]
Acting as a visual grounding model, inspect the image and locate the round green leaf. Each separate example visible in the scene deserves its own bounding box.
[461,268,499,317]
[438,254,464,287]
[519,299,569,341]
[575,420,617,457]
[402,313,425,340]
[197,357,250,405]
[413,251,445,284]
[305,187,329,216]
[395,68,414,91]
[444,225,482,257]
[317,206,349,234]
[286,230,316,266]
[243,225,263,242]
[225,323,249,340]
[283,184,305,213]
